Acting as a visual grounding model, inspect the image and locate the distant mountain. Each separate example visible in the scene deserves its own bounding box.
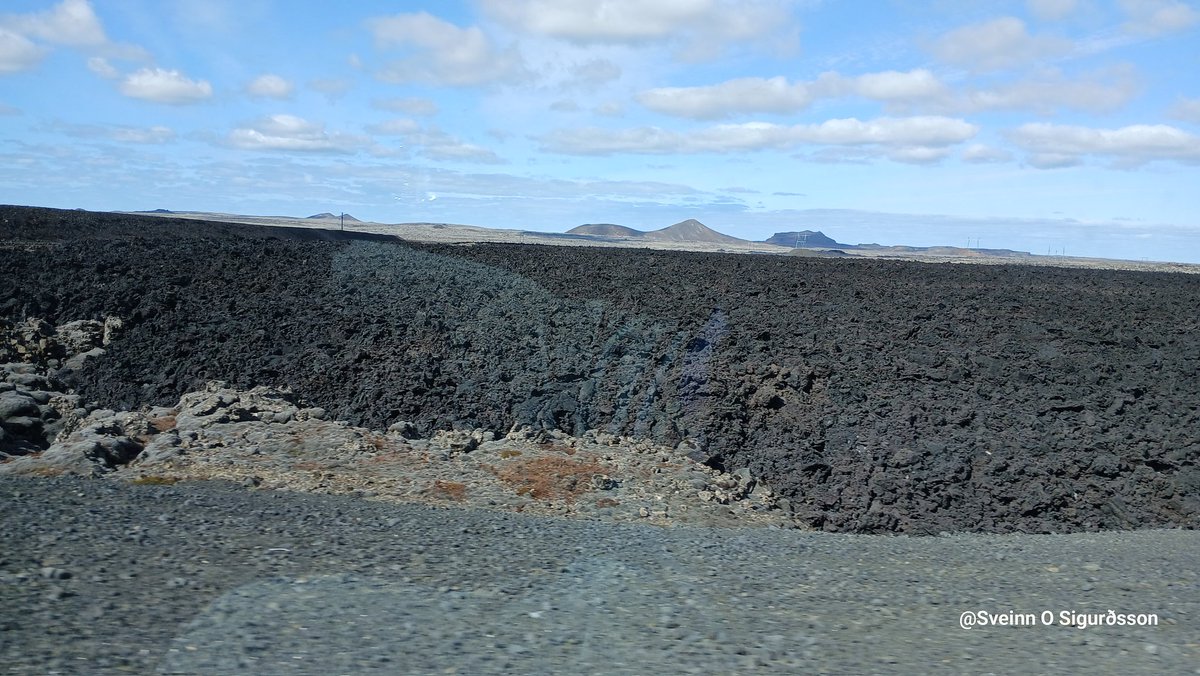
[307,212,360,221]
[567,223,645,237]
[567,219,747,245]
[765,230,1030,257]
[644,219,748,245]
[764,230,844,248]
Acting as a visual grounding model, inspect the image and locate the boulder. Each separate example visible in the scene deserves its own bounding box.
[63,347,105,372]
[55,320,104,355]
[0,391,39,420]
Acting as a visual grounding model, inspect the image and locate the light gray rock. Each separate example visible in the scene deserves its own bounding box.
[55,320,104,355]
[0,391,39,419]
[0,442,105,477]
[102,316,123,346]
[7,372,55,390]
[388,420,420,439]
[132,432,185,466]
[1,415,42,432]
[63,347,105,371]
[431,429,482,455]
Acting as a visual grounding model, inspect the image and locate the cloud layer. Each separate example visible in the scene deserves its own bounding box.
[541,116,979,158]
[1008,122,1200,167]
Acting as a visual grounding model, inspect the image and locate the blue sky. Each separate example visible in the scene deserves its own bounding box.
[1,1,1198,262]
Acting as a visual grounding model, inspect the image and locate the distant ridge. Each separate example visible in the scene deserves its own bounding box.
[764,230,844,248]
[567,219,747,245]
[307,212,360,222]
[567,223,645,237]
[763,229,1031,257]
[644,219,747,245]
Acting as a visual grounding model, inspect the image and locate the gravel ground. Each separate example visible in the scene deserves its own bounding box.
[2,476,1196,675]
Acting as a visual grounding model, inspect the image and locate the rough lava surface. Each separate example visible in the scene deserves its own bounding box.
[2,205,1198,534]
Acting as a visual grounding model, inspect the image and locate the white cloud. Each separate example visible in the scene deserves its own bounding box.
[0,102,19,115]
[887,146,953,164]
[1119,0,1200,34]
[480,0,799,60]
[372,97,439,116]
[550,99,581,112]
[1008,122,1200,166]
[118,67,212,104]
[5,0,105,48]
[481,0,738,41]
[86,56,117,78]
[228,114,368,153]
[638,76,815,119]
[637,70,948,119]
[367,11,528,86]
[246,73,293,99]
[1026,0,1079,20]
[2,0,146,61]
[796,117,977,147]
[1169,96,1200,122]
[0,27,43,73]
[962,143,1015,163]
[540,116,978,156]
[851,69,949,101]
[1026,153,1082,168]
[932,17,1072,71]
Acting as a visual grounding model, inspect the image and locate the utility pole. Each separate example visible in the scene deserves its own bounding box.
[340,212,344,231]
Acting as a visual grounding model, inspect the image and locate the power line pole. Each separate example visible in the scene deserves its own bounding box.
[340,212,344,231]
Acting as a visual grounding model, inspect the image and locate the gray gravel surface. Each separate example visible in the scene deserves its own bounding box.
[2,477,1197,675]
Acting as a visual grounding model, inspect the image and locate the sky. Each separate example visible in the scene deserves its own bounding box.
[1,0,1199,262]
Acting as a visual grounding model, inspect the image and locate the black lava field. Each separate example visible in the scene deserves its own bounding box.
[2,206,1198,534]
